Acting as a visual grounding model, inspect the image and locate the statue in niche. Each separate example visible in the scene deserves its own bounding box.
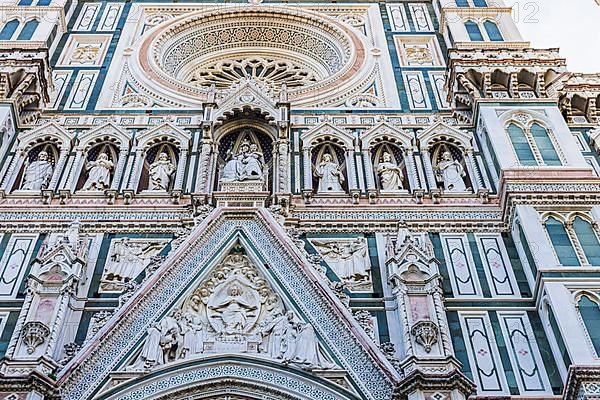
[21,150,54,190]
[102,238,166,286]
[127,250,337,371]
[435,151,467,192]
[82,152,114,191]
[221,139,265,182]
[377,151,404,192]
[148,152,176,191]
[315,153,344,193]
[311,238,372,290]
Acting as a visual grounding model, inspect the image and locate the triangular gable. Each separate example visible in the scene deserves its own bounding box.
[361,122,413,150]
[416,120,472,150]
[77,122,130,151]
[214,80,279,125]
[135,122,190,149]
[303,122,354,150]
[17,121,71,152]
[58,208,398,400]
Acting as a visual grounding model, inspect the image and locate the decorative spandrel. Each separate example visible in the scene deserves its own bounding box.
[126,247,337,371]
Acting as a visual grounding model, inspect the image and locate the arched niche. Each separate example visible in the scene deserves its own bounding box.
[137,143,179,193]
[1,122,71,195]
[213,126,274,192]
[311,142,348,194]
[371,142,408,192]
[75,142,119,192]
[126,123,190,196]
[65,123,131,194]
[429,141,472,193]
[12,142,59,192]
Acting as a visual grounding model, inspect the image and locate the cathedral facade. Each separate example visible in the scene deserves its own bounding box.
[0,0,599,399]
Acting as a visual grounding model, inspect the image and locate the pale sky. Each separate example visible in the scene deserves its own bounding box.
[504,0,600,73]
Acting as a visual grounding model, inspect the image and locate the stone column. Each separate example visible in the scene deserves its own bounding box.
[404,149,419,191]
[195,139,213,193]
[302,147,313,192]
[276,138,290,194]
[64,147,84,191]
[363,151,376,191]
[173,148,188,191]
[421,149,438,190]
[110,148,129,191]
[345,149,358,192]
[48,148,69,191]
[0,151,24,192]
[465,149,483,192]
[127,148,144,191]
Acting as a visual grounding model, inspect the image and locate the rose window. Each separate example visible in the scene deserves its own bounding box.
[133,6,372,107]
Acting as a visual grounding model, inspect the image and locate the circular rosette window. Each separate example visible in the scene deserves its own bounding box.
[133,6,374,107]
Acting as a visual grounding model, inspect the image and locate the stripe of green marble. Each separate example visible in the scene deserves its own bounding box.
[468,233,492,298]
[0,312,18,358]
[488,311,519,395]
[446,311,472,380]
[430,233,453,297]
[503,233,532,297]
[527,311,564,395]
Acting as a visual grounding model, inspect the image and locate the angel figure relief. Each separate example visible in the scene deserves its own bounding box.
[100,238,167,291]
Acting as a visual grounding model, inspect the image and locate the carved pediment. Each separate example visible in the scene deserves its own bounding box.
[58,209,398,400]
[213,79,279,125]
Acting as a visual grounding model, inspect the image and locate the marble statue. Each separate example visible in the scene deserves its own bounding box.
[377,152,404,191]
[221,140,264,182]
[103,238,165,284]
[148,152,175,191]
[128,250,337,371]
[311,238,371,288]
[82,152,114,191]
[315,153,344,193]
[435,151,467,192]
[21,151,54,190]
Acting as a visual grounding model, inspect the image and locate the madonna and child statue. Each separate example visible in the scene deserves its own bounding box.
[220,138,266,191]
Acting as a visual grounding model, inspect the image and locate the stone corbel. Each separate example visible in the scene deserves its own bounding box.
[410,320,439,353]
[122,189,134,205]
[21,321,50,355]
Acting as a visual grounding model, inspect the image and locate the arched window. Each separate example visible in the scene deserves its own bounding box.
[507,124,537,166]
[455,0,469,6]
[530,123,561,166]
[17,20,38,40]
[578,295,600,355]
[465,21,484,41]
[484,21,503,41]
[0,19,19,40]
[546,217,580,267]
[573,217,600,266]
[473,0,487,6]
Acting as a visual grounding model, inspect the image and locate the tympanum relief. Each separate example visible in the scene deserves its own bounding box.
[310,238,372,291]
[127,250,336,371]
[100,238,169,292]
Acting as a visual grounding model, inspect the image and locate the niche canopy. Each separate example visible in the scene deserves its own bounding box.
[136,6,370,107]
